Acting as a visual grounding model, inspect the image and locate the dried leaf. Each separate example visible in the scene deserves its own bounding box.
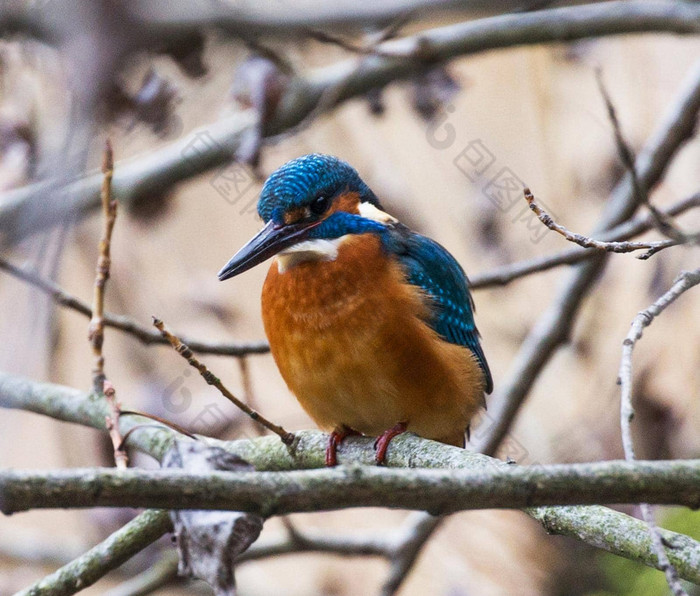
[103,69,181,138]
[162,441,264,596]
[411,65,461,121]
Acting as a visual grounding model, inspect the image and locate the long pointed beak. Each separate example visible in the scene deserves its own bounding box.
[218,219,319,281]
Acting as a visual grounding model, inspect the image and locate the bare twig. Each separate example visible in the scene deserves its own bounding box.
[104,380,128,469]
[88,140,117,394]
[118,411,198,445]
[14,510,172,596]
[86,142,128,470]
[524,188,683,255]
[619,268,700,596]
[239,524,390,563]
[619,269,700,458]
[306,15,412,59]
[470,192,700,288]
[475,58,700,456]
[0,257,270,356]
[152,317,295,445]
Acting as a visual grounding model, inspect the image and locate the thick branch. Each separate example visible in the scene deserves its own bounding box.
[3,371,700,583]
[15,510,171,596]
[3,460,700,515]
[2,2,700,244]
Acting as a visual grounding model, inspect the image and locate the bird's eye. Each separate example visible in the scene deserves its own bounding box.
[310,194,331,216]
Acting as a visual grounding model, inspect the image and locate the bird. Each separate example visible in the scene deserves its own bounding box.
[218,154,492,466]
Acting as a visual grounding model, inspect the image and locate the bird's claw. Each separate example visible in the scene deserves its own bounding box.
[325,426,359,467]
[374,422,408,465]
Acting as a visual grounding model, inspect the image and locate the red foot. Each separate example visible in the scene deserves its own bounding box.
[374,422,408,465]
[325,426,359,467]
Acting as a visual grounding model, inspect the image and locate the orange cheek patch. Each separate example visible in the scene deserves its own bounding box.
[328,192,360,215]
[283,207,308,224]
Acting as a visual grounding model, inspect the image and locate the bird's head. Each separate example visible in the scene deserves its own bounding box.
[218,154,391,280]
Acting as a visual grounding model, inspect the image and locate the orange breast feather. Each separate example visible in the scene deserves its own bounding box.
[261,234,485,446]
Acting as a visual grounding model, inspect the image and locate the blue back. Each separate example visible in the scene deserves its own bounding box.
[384,226,493,394]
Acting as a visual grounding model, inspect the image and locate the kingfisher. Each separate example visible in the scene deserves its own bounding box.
[218,154,492,466]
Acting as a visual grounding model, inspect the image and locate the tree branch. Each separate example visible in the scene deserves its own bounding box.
[381,512,444,596]
[3,460,700,516]
[152,316,294,443]
[618,268,700,596]
[14,510,172,596]
[475,57,700,455]
[2,2,700,245]
[2,371,700,584]
[0,257,270,357]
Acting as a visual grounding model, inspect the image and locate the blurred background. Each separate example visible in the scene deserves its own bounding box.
[0,2,699,594]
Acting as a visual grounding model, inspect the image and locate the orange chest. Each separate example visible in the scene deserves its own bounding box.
[262,234,407,334]
[259,234,483,439]
[260,234,426,374]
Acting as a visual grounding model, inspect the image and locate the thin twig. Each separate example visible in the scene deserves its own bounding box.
[104,380,128,469]
[0,257,270,356]
[118,411,198,444]
[88,140,117,394]
[524,188,683,255]
[306,25,410,59]
[595,67,684,242]
[152,317,295,445]
[470,192,700,288]
[619,268,700,596]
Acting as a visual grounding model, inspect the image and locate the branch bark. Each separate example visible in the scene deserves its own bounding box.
[3,460,700,515]
[2,371,700,584]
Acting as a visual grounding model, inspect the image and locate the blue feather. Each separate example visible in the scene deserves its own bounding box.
[385,226,493,394]
[258,154,379,224]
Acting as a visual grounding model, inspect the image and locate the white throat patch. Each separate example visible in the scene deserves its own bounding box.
[276,237,348,273]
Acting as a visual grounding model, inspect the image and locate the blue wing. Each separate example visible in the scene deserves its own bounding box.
[384,225,493,394]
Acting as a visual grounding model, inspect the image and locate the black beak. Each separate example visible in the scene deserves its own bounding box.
[218,219,319,281]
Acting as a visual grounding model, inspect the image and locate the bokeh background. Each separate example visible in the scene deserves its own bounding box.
[1,4,699,595]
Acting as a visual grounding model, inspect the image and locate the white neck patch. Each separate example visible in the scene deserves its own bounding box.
[358,202,398,224]
[276,237,348,273]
